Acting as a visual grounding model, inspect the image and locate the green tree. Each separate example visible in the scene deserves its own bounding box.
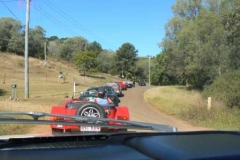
[0,17,23,52]
[28,26,46,58]
[173,0,203,18]
[87,41,102,53]
[97,50,116,73]
[221,0,240,69]
[158,0,230,89]
[47,40,61,58]
[60,43,73,61]
[73,51,97,75]
[60,37,88,61]
[115,43,138,75]
[48,36,59,41]
[8,32,24,54]
[206,70,240,108]
[135,57,156,81]
[151,53,169,85]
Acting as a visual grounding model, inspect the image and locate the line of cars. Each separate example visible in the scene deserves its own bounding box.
[79,80,134,106]
[50,80,134,134]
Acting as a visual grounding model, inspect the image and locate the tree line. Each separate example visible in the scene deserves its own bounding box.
[152,0,240,108]
[2,1,239,107]
[0,17,151,80]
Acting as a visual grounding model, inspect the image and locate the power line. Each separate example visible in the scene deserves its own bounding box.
[42,0,117,49]
[33,0,43,28]
[32,3,80,37]
[0,0,20,21]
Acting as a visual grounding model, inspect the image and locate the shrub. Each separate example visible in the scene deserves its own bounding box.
[125,72,132,79]
[204,70,240,108]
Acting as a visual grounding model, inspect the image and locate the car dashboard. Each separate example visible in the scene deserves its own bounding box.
[0,131,240,160]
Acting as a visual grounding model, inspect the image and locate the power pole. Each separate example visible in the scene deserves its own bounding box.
[24,0,30,98]
[149,56,151,86]
[44,41,47,67]
[147,55,152,86]
[44,41,47,61]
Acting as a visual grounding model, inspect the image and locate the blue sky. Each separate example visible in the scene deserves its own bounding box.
[0,0,175,57]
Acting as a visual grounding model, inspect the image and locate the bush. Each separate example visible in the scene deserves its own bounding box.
[125,72,132,79]
[204,70,240,108]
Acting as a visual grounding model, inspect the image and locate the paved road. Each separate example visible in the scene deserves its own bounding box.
[119,85,209,131]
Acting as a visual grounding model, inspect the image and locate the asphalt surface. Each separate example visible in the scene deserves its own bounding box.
[120,85,209,131]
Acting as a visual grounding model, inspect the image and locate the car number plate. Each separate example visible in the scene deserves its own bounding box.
[80,126,101,131]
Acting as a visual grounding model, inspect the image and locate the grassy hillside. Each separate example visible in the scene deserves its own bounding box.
[0,53,121,101]
[0,53,121,135]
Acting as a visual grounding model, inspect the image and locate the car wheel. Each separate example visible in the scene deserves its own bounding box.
[76,103,106,118]
[76,103,107,132]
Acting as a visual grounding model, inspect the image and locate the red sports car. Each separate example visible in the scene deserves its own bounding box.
[115,81,127,90]
[50,98,130,134]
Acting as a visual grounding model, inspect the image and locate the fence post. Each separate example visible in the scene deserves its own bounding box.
[207,97,212,110]
[73,82,76,96]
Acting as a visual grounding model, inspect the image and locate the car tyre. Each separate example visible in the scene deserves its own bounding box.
[76,103,107,132]
[76,103,106,118]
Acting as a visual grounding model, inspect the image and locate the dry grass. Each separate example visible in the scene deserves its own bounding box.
[144,86,202,115]
[0,53,122,135]
[144,86,240,130]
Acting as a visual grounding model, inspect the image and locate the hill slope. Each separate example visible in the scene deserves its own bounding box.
[0,53,122,135]
[0,53,120,101]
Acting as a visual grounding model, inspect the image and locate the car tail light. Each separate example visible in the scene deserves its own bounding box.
[53,117,64,121]
[117,116,128,120]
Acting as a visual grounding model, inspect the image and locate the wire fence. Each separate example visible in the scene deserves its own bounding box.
[0,71,130,99]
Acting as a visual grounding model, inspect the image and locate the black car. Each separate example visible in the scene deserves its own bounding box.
[79,86,120,106]
[138,80,146,86]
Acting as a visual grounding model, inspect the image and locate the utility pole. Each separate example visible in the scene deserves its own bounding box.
[44,41,47,67]
[147,55,152,86]
[44,41,47,61]
[149,56,151,86]
[24,0,30,98]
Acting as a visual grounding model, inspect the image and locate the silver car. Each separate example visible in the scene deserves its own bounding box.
[103,83,123,96]
[123,80,133,88]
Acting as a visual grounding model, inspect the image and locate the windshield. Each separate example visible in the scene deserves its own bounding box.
[0,0,239,137]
